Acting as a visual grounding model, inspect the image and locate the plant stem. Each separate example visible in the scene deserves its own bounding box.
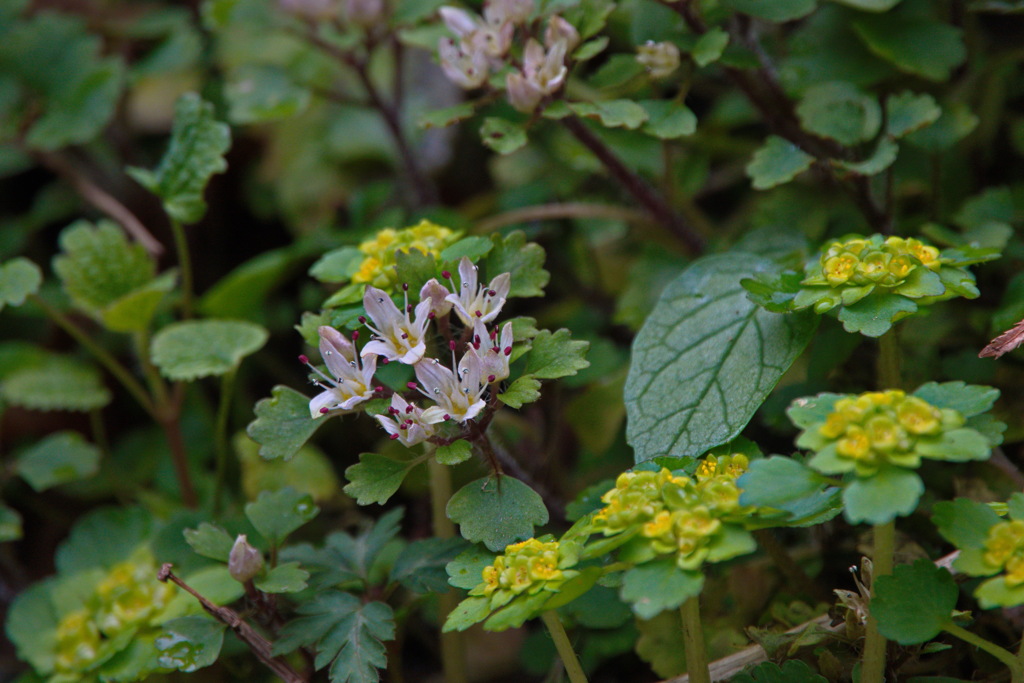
[540,610,589,683]
[213,367,238,517]
[944,622,1024,683]
[877,326,902,390]
[30,295,156,416]
[861,520,895,683]
[170,217,194,319]
[560,116,705,255]
[428,457,466,683]
[680,596,712,683]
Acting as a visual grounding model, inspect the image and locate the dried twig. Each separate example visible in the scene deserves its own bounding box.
[158,564,307,683]
[980,318,1024,358]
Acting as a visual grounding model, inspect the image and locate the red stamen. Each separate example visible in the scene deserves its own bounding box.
[319,407,329,414]
[407,382,418,389]
[442,270,451,279]
[299,354,310,364]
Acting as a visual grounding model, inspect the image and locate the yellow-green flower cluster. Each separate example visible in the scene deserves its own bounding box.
[53,550,176,675]
[470,537,578,611]
[982,520,1024,587]
[591,455,750,570]
[352,220,459,288]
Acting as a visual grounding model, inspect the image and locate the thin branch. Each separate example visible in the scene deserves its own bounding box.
[158,564,307,683]
[561,116,706,254]
[475,202,652,233]
[33,151,164,256]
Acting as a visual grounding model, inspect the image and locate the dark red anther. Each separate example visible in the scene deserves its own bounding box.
[475,310,482,317]
[473,341,481,350]
[449,340,457,351]
[407,382,418,389]
[389,407,399,414]
[400,423,408,430]
[428,311,436,319]
[319,406,329,414]
[504,347,512,356]
[474,335,481,345]
[443,414,451,420]
[375,385,384,392]
[488,290,496,296]
[488,374,496,383]
[442,270,451,279]
[401,333,409,339]
[390,433,400,440]
[352,331,359,341]
[407,304,413,313]
[492,346,500,354]
[358,316,367,324]
[402,282,409,291]
[405,404,414,414]
[299,354,310,364]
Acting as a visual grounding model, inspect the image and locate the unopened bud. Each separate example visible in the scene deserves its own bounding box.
[228,535,264,583]
[636,41,680,80]
[545,16,580,53]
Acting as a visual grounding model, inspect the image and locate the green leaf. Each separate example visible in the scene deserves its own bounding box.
[625,252,817,462]
[933,498,1000,550]
[0,504,22,541]
[915,428,991,462]
[151,319,268,381]
[484,231,549,298]
[391,537,468,593]
[692,27,729,67]
[828,0,902,10]
[5,579,59,673]
[524,329,590,379]
[272,592,395,683]
[620,558,704,619]
[747,136,815,190]
[446,545,496,590]
[853,15,965,82]
[573,36,609,61]
[872,559,957,644]
[183,522,234,562]
[127,93,231,224]
[447,476,550,551]
[200,247,303,321]
[418,102,476,129]
[732,660,828,683]
[797,81,881,145]
[0,257,41,311]
[955,186,1014,229]
[343,452,417,505]
[440,236,494,262]
[0,356,112,412]
[974,575,1024,609]
[912,382,999,417]
[905,102,978,151]
[837,292,917,337]
[435,440,473,466]
[247,385,326,460]
[287,508,403,586]
[723,0,816,21]
[442,596,492,632]
[886,91,941,138]
[53,220,156,313]
[100,271,177,333]
[225,64,310,124]
[56,506,153,573]
[256,562,309,593]
[310,247,364,284]
[480,117,528,155]
[844,466,924,524]
[639,100,697,139]
[245,487,320,546]
[156,616,225,673]
[569,100,649,129]
[835,137,898,176]
[16,430,99,490]
[738,456,841,524]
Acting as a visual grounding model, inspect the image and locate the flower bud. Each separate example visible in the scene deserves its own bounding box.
[636,40,680,80]
[229,535,264,583]
[544,16,580,53]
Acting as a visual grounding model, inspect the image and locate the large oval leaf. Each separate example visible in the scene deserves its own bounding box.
[151,319,268,381]
[625,252,817,463]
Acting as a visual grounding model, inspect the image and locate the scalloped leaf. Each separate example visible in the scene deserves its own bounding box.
[639,100,698,139]
[247,385,326,460]
[524,329,590,379]
[435,440,473,466]
[569,100,649,130]
[255,562,309,593]
[844,466,924,524]
[625,252,817,462]
[0,257,41,311]
[797,81,881,145]
[913,381,999,417]
[16,430,100,491]
[151,319,268,381]
[484,231,549,298]
[343,452,417,505]
[0,356,111,412]
[853,14,965,82]
[127,93,231,224]
[886,91,941,138]
[747,136,814,190]
[245,487,319,547]
[620,558,704,619]
[479,117,527,155]
[156,616,225,673]
[933,498,1000,550]
[183,522,234,562]
[872,559,957,644]
[447,476,549,551]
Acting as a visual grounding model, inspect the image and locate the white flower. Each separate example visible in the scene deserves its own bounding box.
[544,16,579,53]
[415,351,488,423]
[471,319,513,382]
[440,5,513,58]
[445,257,511,326]
[484,0,533,25]
[636,41,680,80]
[420,277,453,318]
[360,285,432,364]
[439,37,490,89]
[505,38,568,112]
[305,326,378,418]
[374,394,439,447]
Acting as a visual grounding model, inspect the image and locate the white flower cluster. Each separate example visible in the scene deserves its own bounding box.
[437,1,580,113]
[304,257,514,448]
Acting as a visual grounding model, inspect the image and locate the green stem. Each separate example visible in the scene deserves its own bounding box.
[540,610,589,683]
[861,520,896,683]
[212,367,238,517]
[877,330,902,390]
[170,217,194,319]
[679,596,711,683]
[427,457,465,683]
[944,622,1024,683]
[30,295,156,416]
